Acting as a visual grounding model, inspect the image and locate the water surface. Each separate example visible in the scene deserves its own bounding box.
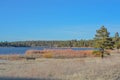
[0,47,94,55]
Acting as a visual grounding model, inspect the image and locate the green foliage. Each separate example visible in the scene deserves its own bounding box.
[114,32,119,41]
[113,32,120,51]
[113,32,120,49]
[0,40,94,47]
[94,26,114,49]
[92,50,101,57]
[94,26,114,58]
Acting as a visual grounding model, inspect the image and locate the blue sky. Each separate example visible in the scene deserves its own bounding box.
[0,0,120,41]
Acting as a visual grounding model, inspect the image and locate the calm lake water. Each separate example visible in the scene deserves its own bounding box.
[0,47,94,55]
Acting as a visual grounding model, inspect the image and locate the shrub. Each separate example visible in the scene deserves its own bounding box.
[92,50,101,57]
[42,53,53,58]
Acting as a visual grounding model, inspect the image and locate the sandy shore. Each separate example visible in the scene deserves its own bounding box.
[0,52,120,80]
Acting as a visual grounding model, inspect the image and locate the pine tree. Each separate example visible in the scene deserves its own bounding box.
[94,26,114,58]
[114,32,120,53]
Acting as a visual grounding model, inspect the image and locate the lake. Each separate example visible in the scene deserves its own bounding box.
[0,47,94,55]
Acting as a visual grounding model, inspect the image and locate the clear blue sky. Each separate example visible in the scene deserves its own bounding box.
[0,0,120,41]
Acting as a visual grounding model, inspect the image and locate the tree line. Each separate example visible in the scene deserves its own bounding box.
[0,40,94,47]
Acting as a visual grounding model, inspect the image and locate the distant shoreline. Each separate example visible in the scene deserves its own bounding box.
[0,46,94,48]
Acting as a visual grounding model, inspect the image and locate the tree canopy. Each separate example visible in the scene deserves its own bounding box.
[94,26,114,49]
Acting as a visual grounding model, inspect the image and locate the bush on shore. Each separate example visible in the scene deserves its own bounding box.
[92,50,101,57]
[25,49,93,58]
[42,52,53,58]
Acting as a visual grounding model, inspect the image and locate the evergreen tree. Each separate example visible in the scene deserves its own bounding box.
[114,32,120,52]
[94,26,114,58]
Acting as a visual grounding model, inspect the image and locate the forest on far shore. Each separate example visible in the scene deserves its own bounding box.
[0,40,94,47]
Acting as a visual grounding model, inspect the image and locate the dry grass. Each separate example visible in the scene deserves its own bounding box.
[42,53,53,58]
[0,52,120,80]
[25,49,93,58]
[0,55,24,61]
[0,49,93,61]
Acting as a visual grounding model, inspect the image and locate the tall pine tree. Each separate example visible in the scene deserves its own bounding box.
[94,26,114,58]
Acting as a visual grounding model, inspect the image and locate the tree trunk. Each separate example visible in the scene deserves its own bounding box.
[100,48,104,58]
[101,52,104,58]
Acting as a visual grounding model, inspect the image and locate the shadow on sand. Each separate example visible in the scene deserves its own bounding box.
[0,77,61,80]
